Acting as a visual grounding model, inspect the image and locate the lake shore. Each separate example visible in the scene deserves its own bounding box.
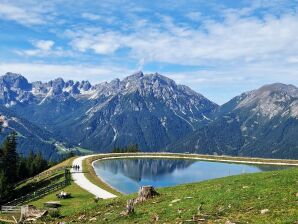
[83,152,298,198]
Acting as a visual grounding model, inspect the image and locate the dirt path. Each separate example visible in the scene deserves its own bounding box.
[71,155,117,199]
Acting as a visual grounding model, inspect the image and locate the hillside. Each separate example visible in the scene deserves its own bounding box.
[169,83,298,159]
[0,105,62,160]
[0,72,217,154]
[1,158,297,224]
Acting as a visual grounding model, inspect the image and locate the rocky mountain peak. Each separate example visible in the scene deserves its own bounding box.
[0,72,31,90]
[257,83,298,98]
[226,83,298,119]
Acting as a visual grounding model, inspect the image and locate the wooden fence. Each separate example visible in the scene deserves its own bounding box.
[0,206,21,213]
[16,166,70,186]
[1,169,71,212]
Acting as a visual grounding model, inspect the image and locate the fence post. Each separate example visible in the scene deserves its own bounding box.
[64,169,71,185]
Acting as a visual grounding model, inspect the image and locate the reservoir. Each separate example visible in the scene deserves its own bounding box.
[93,158,284,194]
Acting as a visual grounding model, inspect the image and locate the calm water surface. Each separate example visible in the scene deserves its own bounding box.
[93,158,284,194]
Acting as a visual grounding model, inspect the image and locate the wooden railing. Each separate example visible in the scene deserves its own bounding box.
[0,206,21,213]
[16,166,70,186]
[1,169,71,211]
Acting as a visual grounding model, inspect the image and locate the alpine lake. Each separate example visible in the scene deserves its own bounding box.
[93,158,286,194]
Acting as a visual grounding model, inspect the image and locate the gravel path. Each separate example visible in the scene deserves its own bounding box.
[71,155,117,199]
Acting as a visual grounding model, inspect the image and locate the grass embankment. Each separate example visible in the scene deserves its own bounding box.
[32,167,298,223]
[1,155,297,223]
[82,152,298,196]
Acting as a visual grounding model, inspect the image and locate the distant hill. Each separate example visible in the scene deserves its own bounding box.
[168,83,298,159]
[0,105,61,160]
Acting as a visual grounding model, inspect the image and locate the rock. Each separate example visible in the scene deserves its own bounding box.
[260,209,269,214]
[152,214,159,222]
[135,186,159,203]
[184,197,193,199]
[89,217,97,222]
[171,199,181,203]
[225,221,236,224]
[19,205,48,223]
[78,215,86,221]
[192,215,205,222]
[26,218,37,222]
[120,199,135,216]
[56,191,71,199]
[296,192,298,197]
[44,201,61,208]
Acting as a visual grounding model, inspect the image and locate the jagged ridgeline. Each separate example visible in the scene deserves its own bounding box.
[0,72,297,159]
[0,72,217,158]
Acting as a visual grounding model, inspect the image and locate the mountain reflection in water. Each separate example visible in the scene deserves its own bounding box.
[95,159,195,182]
[93,158,285,194]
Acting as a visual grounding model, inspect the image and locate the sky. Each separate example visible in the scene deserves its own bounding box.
[0,0,298,104]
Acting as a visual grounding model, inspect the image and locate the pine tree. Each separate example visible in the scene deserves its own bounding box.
[26,151,35,176]
[0,170,8,201]
[2,132,18,184]
[17,157,28,180]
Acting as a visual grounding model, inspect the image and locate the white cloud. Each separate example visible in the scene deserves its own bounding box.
[186,12,202,21]
[0,62,133,83]
[17,40,75,58]
[0,2,44,25]
[35,40,55,51]
[19,40,55,56]
[70,32,122,54]
[82,13,101,21]
[67,11,298,67]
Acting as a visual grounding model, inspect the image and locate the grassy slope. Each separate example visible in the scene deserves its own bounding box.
[29,168,298,223]
[1,156,297,224]
[0,157,77,223]
[69,168,298,223]
[82,153,298,197]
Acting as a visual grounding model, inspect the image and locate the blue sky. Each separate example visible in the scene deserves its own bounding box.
[0,0,298,104]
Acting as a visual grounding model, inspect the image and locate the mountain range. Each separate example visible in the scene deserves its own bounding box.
[0,72,297,159]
